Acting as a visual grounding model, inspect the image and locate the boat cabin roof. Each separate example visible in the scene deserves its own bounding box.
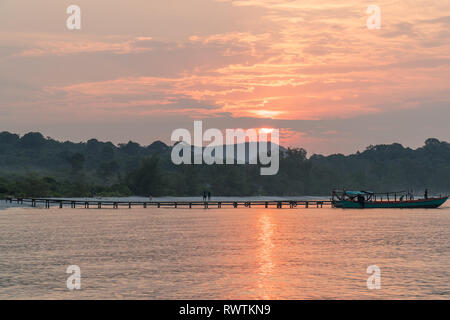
[344,191,373,196]
[333,189,407,196]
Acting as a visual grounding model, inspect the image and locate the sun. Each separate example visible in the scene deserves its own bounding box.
[259,128,275,134]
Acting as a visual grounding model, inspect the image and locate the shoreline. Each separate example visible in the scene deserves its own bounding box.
[0,195,332,210]
[2,195,448,210]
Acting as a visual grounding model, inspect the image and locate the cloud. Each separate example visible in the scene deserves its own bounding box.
[0,0,449,154]
[16,37,181,57]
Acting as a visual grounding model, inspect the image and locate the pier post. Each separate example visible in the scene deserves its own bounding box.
[189,202,192,208]
[98,202,101,209]
[144,203,147,208]
[59,201,63,209]
[157,202,160,208]
[305,202,309,208]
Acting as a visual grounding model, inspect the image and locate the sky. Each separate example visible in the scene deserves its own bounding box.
[0,0,449,155]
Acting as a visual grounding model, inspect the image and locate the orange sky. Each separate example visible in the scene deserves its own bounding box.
[0,0,449,154]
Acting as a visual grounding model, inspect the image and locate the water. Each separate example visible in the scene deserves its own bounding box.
[0,199,449,299]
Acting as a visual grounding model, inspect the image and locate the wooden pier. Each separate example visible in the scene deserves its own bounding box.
[3,197,333,209]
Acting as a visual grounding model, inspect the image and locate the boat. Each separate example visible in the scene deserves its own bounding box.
[332,190,448,209]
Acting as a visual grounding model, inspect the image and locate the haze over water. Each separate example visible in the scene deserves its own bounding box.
[0,203,449,299]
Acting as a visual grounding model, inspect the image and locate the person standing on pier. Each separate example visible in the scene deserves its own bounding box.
[424,189,428,199]
[207,191,211,201]
[203,191,207,201]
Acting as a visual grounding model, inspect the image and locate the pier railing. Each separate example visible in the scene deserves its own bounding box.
[3,197,333,209]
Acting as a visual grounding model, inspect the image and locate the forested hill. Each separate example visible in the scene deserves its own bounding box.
[0,131,449,197]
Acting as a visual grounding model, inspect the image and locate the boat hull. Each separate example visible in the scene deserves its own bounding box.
[334,197,448,209]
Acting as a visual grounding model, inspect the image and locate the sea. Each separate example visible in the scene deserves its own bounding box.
[0,196,449,299]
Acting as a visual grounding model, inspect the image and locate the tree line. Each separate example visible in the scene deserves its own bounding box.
[0,131,449,198]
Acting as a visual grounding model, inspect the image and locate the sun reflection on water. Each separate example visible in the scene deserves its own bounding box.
[256,212,276,299]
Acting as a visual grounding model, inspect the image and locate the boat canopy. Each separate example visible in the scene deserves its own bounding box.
[344,191,374,196]
[333,190,407,196]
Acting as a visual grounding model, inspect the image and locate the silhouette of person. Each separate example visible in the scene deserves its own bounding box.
[357,194,365,207]
[424,189,428,199]
[203,191,207,201]
[207,191,211,201]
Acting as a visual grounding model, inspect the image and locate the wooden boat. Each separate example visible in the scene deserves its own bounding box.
[332,190,448,209]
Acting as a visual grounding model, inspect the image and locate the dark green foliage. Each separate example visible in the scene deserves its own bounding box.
[67,152,85,174]
[0,131,449,198]
[126,156,166,196]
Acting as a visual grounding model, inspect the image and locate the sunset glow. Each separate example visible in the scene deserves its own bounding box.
[0,1,449,303]
[259,128,275,134]
[0,0,449,154]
